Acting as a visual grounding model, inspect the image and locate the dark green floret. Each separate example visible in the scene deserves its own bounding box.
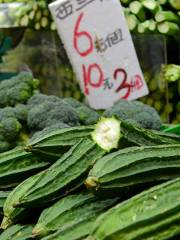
[103,99,162,130]
[27,94,80,131]
[63,97,100,125]
[0,72,39,107]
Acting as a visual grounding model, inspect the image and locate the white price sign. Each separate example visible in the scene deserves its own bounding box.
[49,0,149,109]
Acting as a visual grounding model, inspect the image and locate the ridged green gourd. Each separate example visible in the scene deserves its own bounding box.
[88,178,180,240]
[1,171,43,229]
[42,219,95,240]
[0,224,34,240]
[0,147,50,189]
[25,126,94,159]
[0,191,10,216]
[2,138,105,228]
[85,144,180,196]
[32,192,119,239]
[91,118,180,152]
[119,120,180,146]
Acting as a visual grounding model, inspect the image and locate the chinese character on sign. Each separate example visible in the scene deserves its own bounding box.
[56,0,73,20]
[76,0,95,11]
[95,29,124,53]
[103,78,114,90]
[95,35,107,53]
[49,0,149,109]
[107,29,123,47]
[130,74,144,91]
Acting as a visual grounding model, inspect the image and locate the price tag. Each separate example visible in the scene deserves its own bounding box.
[49,0,149,109]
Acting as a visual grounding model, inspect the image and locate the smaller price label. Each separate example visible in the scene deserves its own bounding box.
[49,0,149,109]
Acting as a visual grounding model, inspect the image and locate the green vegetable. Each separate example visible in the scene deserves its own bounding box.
[103,99,162,130]
[85,144,180,195]
[0,191,10,216]
[142,0,161,13]
[0,107,22,152]
[88,178,180,240]
[3,138,105,226]
[1,171,43,229]
[13,104,28,123]
[63,97,84,109]
[74,106,100,125]
[92,117,121,152]
[0,72,39,107]
[137,20,151,33]
[92,118,179,150]
[125,14,139,32]
[25,125,94,159]
[42,220,95,240]
[169,0,180,10]
[162,64,180,82]
[32,192,118,238]
[155,11,180,24]
[27,94,80,131]
[157,21,179,35]
[30,122,70,142]
[0,147,50,189]
[129,1,145,21]
[0,224,34,240]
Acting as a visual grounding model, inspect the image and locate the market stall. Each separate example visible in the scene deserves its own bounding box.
[0,0,179,239]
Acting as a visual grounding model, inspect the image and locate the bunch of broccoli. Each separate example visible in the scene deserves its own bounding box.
[0,104,29,152]
[63,97,100,126]
[0,72,39,152]
[103,99,162,130]
[0,71,163,153]
[0,72,39,107]
[27,94,100,135]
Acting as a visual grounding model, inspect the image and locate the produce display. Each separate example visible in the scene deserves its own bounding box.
[0,0,179,239]
[0,0,179,35]
[122,0,180,35]
[89,178,180,240]
[0,71,179,239]
[0,1,179,123]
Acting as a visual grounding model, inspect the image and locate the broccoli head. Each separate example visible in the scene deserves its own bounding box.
[0,72,39,107]
[13,104,28,123]
[63,97,84,108]
[0,107,22,142]
[0,135,11,153]
[63,97,101,125]
[75,106,100,125]
[27,94,80,131]
[103,99,162,130]
[0,118,21,141]
[0,107,22,152]
[27,93,60,109]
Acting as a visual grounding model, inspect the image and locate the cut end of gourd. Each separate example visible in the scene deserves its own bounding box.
[91,117,121,152]
[85,176,99,190]
[24,145,32,152]
[32,226,48,238]
[1,216,12,230]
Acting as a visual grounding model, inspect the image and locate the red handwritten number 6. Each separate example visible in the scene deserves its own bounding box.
[73,13,93,57]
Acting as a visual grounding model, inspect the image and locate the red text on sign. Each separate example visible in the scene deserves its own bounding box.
[73,12,93,57]
[82,64,104,95]
[114,68,131,99]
